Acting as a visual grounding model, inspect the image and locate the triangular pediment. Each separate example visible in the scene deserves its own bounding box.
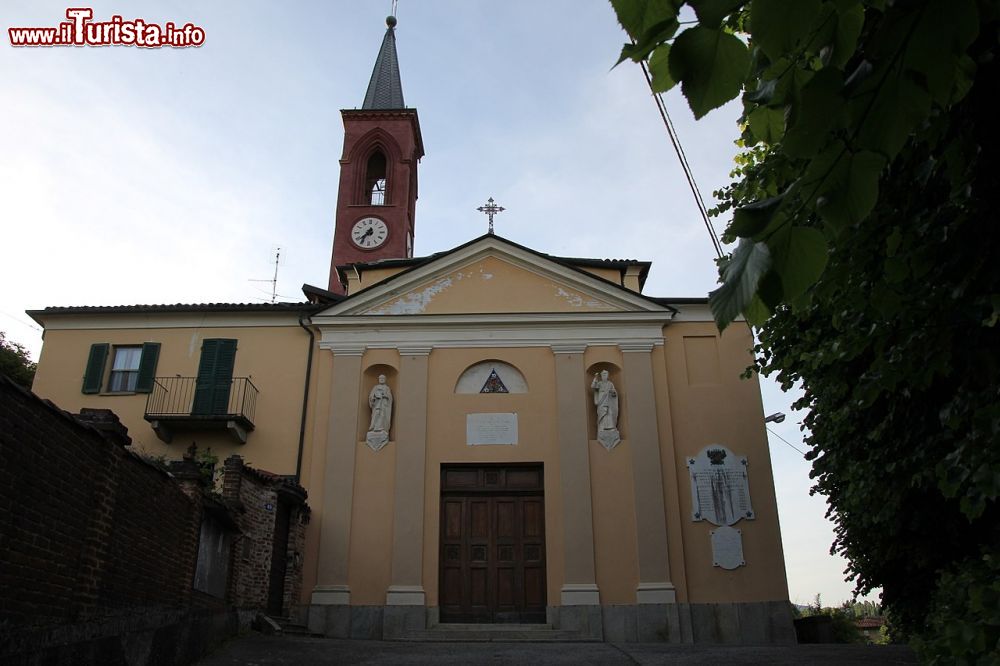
[316,235,671,317]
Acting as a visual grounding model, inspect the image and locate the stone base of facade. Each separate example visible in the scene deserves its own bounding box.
[304,601,796,643]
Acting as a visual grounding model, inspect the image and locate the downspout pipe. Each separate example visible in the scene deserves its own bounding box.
[295,311,316,483]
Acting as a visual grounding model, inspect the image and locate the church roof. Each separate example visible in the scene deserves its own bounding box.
[329,233,673,314]
[334,239,653,291]
[27,301,316,324]
[362,17,405,110]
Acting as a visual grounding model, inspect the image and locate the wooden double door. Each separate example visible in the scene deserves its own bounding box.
[439,464,546,623]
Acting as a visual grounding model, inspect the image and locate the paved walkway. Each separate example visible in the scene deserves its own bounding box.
[195,634,918,665]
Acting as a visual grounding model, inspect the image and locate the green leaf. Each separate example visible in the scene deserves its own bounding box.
[750,0,823,62]
[770,62,815,106]
[616,17,680,65]
[728,193,783,239]
[747,105,785,144]
[769,226,829,300]
[648,44,676,93]
[745,77,777,104]
[851,65,931,160]
[783,67,846,159]
[709,238,772,330]
[689,0,745,27]
[804,142,885,229]
[744,292,772,326]
[886,227,902,257]
[830,3,864,68]
[611,0,676,40]
[669,26,750,119]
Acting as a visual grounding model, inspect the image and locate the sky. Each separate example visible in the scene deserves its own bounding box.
[0,0,873,607]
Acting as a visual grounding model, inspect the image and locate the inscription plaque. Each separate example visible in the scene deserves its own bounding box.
[466,413,518,446]
[711,525,745,569]
[686,445,755,526]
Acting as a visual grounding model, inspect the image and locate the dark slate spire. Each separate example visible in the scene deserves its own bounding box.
[362,16,405,110]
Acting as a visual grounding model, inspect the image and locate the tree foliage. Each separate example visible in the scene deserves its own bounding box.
[612,0,1000,661]
[0,331,36,389]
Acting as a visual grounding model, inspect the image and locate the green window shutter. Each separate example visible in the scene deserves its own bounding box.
[82,343,109,394]
[193,339,237,415]
[134,342,161,393]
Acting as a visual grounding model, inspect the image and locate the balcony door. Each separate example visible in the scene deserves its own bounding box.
[192,338,237,415]
[439,464,546,624]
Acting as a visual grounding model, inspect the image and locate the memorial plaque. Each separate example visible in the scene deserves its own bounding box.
[711,525,745,569]
[686,445,755,526]
[466,413,518,446]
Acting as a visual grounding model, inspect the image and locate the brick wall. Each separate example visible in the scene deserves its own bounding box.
[223,455,309,616]
[0,377,308,638]
[0,377,204,627]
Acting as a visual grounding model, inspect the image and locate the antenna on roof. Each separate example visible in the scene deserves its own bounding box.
[248,247,285,303]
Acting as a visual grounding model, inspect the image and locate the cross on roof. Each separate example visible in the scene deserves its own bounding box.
[476,197,506,234]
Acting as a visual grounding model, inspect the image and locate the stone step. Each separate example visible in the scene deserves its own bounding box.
[400,623,597,642]
[270,616,325,638]
[281,624,324,637]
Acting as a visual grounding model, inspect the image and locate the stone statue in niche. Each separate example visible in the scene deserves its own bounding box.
[365,374,393,451]
[591,370,621,450]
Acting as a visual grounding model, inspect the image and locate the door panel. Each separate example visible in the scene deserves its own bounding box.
[439,465,546,624]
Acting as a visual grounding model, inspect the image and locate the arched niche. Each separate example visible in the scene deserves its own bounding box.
[454,360,528,394]
[358,363,398,443]
[586,361,626,441]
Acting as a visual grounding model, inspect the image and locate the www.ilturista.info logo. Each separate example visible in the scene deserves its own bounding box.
[9,8,205,48]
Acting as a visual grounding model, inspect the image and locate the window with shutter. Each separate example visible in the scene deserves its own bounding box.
[81,342,161,395]
[108,347,142,392]
[135,342,161,393]
[82,343,109,394]
[192,339,237,415]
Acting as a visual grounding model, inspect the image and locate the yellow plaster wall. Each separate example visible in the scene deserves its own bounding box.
[299,341,333,601]
[363,256,622,315]
[661,322,789,603]
[574,266,621,285]
[346,438,397,604]
[31,321,309,476]
[588,439,640,603]
[419,347,565,607]
[355,266,408,292]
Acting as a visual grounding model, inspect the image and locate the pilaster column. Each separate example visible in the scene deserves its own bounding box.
[312,346,364,605]
[621,343,676,603]
[386,347,432,606]
[552,344,600,605]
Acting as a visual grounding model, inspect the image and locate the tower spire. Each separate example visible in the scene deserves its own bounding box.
[362,15,405,110]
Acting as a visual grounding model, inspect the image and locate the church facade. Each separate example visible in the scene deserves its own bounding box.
[27,17,793,642]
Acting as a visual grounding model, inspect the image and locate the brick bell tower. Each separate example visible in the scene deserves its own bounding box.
[327,14,424,293]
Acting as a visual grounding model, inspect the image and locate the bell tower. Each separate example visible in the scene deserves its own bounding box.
[327,14,424,293]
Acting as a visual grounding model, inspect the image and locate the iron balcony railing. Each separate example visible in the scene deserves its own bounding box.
[145,376,258,425]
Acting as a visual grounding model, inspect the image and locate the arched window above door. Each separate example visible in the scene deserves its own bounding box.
[455,360,528,394]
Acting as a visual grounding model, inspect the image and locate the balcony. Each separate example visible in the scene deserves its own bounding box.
[144,376,258,444]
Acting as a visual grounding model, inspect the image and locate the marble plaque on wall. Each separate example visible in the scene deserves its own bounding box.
[466,413,518,446]
[711,525,745,569]
[686,445,755,526]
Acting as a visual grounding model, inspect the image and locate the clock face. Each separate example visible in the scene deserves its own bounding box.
[351,217,388,249]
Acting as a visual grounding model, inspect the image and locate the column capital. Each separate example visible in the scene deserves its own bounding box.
[398,347,433,356]
[619,342,655,353]
[319,343,365,356]
[551,344,587,355]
